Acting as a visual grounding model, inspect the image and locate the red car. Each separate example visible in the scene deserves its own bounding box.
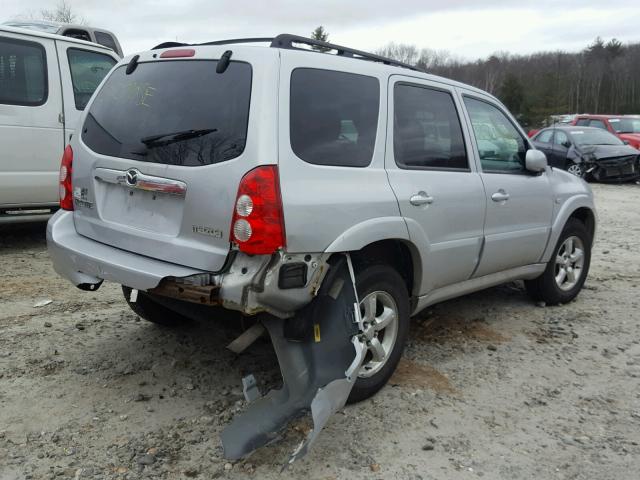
[571,115,640,149]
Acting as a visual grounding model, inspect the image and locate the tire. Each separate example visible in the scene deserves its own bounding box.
[525,218,591,305]
[122,286,191,327]
[347,264,410,404]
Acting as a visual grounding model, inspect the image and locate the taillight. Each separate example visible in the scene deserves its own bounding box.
[59,145,74,211]
[230,165,285,255]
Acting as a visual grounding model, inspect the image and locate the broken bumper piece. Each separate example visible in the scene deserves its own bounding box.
[220,256,365,463]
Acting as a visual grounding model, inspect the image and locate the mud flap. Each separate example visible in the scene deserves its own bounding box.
[220,255,365,462]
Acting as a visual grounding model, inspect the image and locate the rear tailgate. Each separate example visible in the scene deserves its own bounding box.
[71,46,279,271]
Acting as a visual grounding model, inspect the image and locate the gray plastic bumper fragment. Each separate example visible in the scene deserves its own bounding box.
[220,256,364,462]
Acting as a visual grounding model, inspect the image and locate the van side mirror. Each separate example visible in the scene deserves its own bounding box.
[525,149,548,173]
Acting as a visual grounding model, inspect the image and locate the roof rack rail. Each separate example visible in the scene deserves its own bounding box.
[270,34,422,72]
[151,34,422,72]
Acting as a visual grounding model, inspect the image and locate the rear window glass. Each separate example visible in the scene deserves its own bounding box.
[82,60,252,166]
[94,31,118,53]
[0,36,47,106]
[67,48,116,110]
[290,68,379,167]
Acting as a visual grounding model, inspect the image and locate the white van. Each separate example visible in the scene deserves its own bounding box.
[0,25,119,223]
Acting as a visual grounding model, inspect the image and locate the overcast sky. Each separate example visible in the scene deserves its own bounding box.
[5,0,640,59]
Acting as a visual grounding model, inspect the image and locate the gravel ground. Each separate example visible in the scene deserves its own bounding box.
[1,183,639,480]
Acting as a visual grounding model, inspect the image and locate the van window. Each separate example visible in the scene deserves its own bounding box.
[67,48,117,110]
[94,32,118,53]
[393,84,468,170]
[82,60,252,166]
[0,36,47,106]
[62,29,91,42]
[464,96,527,173]
[290,68,379,167]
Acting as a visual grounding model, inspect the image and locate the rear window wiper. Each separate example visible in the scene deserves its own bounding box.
[140,128,217,148]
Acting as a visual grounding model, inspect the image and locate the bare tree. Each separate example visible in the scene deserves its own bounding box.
[20,1,86,24]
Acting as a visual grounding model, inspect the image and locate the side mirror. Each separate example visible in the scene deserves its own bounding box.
[525,149,548,173]
[562,141,572,148]
[623,140,630,145]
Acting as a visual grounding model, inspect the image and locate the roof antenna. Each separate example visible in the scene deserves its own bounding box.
[216,50,232,74]
[126,54,140,75]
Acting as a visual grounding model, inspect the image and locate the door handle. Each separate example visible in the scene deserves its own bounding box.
[410,191,434,206]
[491,189,510,202]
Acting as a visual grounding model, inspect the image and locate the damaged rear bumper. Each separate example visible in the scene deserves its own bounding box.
[47,210,328,318]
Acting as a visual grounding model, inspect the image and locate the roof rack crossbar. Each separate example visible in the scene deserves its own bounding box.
[151,34,423,72]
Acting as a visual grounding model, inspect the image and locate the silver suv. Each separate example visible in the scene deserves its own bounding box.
[47,34,596,461]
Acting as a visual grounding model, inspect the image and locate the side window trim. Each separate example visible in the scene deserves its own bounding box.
[0,35,48,107]
[391,80,471,172]
[461,93,532,175]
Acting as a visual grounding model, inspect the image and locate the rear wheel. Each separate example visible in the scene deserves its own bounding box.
[525,218,591,305]
[348,264,410,404]
[122,286,190,327]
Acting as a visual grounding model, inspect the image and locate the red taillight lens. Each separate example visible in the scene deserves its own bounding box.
[59,145,74,211]
[230,165,285,255]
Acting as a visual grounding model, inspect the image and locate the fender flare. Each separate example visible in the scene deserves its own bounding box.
[541,194,596,263]
[324,216,428,296]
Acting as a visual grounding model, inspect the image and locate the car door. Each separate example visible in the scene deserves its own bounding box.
[532,129,554,160]
[460,93,553,277]
[55,41,117,144]
[0,32,63,207]
[551,130,571,168]
[385,76,486,293]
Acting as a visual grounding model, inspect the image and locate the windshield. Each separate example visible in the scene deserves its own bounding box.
[82,59,252,166]
[570,129,624,146]
[608,117,640,134]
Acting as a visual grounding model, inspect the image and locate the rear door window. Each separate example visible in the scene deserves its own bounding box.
[535,130,553,143]
[393,83,468,170]
[589,119,607,130]
[575,119,590,126]
[67,48,116,110]
[0,36,47,106]
[290,68,379,167]
[82,60,252,166]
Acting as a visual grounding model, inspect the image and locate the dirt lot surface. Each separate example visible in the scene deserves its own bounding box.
[1,183,639,480]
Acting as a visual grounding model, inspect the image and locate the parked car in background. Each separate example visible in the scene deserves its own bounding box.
[531,126,640,182]
[0,24,118,223]
[572,114,640,149]
[2,20,123,57]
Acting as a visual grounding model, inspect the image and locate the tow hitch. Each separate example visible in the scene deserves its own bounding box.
[220,255,366,463]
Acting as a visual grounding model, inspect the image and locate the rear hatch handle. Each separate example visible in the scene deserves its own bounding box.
[94,168,187,196]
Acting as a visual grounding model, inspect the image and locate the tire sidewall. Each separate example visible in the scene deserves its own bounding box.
[348,264,410,403]
[543,219,592,303]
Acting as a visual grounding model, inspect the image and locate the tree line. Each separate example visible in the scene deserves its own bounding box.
[377,38,640,128]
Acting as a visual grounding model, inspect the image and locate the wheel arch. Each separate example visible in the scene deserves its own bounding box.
[541,196,596,263]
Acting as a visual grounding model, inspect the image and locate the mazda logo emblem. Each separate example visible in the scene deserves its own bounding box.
[125,169,139,186]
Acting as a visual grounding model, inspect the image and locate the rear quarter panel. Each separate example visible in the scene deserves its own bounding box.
[277,50,404,253]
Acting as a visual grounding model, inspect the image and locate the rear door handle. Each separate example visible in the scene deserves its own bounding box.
[410,191,434,206]
[491,189,510,202]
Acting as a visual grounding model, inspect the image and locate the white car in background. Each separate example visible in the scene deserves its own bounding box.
[0,24,118,223]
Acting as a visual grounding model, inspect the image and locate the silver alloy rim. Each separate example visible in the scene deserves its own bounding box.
[358,290,399,378]
[554,235,585,291]
[567,163,583,177]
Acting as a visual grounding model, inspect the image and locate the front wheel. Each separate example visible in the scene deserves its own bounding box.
[566,160,585,178]
[525,218,591,305]
[347,264,410,404]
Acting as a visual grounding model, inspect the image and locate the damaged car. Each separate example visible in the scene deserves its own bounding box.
[532,126,640,182]
[47,34,597,463]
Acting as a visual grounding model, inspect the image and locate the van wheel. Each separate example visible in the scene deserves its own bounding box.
[122,286,189,327]
[347,264,410,404]
[525,218,591,305]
